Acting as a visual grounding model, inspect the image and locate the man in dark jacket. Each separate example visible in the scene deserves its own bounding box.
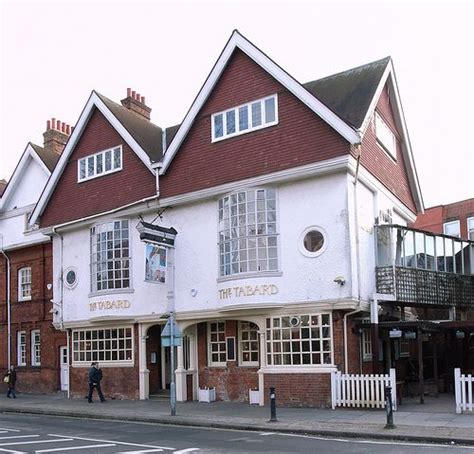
[87,362,105,403]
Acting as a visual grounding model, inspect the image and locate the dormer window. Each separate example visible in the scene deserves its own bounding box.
[78,146,122,182]
[212,95,278,142]
[374,112,396,160]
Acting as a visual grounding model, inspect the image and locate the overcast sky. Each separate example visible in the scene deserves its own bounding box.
[1,0,472,208]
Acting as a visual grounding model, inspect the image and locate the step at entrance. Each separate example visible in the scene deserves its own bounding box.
[149,390,170,401]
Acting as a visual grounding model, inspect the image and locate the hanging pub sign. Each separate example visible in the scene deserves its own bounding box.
[137,221,177,247]
[145,244,167,283]
[389,329,402,338]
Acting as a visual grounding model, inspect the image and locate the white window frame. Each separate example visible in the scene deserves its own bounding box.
[443,220,461,238]
[467,217,474,241]
[266,314,333,367]
[31,329,41,366]
[18,267,32,301]
[362,329,372,361]
[208,322,227,367]
[239,321,259,366]
[218,188,279,277]
[90,220,131,293]
[374,111,396,160]
[77,145,123,182]
[17,331,26,366]
[72,326,134,366]
[211,94,278,142]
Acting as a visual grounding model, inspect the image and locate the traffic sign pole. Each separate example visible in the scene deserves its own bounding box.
[170,311,176,416]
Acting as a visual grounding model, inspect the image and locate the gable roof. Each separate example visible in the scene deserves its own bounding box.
[30,91,163,225]
[158,30,361,174]
[30,143,61,172]
[0,179,7,197]
[0,143,51,212]
[303,57,391,130]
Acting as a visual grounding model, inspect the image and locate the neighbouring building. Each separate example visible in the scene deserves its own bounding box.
[28,30,473,407]
[411,198,474,240]
[0,120,69,393]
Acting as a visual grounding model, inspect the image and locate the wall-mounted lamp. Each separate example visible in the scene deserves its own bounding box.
[333,276,345,286]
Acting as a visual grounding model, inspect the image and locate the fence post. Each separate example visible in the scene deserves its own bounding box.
[331,372,336,410]
[389,368,397,411]
[454,368,462,414]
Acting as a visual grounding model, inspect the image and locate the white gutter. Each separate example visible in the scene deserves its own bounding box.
[0,242,12,368]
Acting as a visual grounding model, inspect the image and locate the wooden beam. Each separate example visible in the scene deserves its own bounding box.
[418,327,424,404]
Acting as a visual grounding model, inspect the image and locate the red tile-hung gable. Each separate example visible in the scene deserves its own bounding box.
[40,109,156,228]
[159,50,351,198]
[357,84,417,213]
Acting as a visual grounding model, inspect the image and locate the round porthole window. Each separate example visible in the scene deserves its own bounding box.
[300,227,327,257]
[64,268,78,289]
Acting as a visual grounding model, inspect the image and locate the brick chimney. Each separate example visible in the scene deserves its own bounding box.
[43,118,72,155]
[120,88,151,121]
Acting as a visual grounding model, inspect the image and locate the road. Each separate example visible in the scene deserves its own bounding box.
[0,413,471,453]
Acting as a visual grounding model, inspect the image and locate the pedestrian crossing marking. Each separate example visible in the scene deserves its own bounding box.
[35,443,116,452]
[48,434,174,450]
[0,439,73,447]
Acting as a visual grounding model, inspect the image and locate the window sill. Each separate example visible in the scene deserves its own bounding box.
[261,365,337,374]
[18,298,31,303]
[217,271,282,284]
[88,288,135,298]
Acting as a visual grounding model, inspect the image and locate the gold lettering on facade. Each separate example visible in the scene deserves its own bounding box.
[218,284,278,299]
[89,300,131,311]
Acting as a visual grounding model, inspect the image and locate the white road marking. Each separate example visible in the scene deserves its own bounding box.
[0,449,27,454]
[0,437,38,441]
[0,439,73,447]
[276,432,474,449]
[118,450,164,453]
[173,449,200,453]
[259,433,276,436]
[48,434,174,450]
[0,430,20,433]
[35,443,116,452]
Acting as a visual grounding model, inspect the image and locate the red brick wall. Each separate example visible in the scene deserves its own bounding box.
[264,373,331,407]
[197,321,259,402]
[69,323,140,400]
[40,109,156,228]
[411,206,444,234]
[160,49,350,198]
[0,243,67,393]
[358,85,417,213]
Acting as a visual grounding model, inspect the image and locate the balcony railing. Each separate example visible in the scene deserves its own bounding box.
[375,224,474,307]
[376,265,474,307]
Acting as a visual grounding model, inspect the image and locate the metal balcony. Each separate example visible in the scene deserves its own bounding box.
[375,225,474,307]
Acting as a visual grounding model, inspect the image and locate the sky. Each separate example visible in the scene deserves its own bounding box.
[0,0,473,208]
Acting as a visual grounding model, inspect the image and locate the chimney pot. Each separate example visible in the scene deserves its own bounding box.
[131,90,136,99]
[127,88,132,97]
[52,118,56,130]
[47,120,51,130]
[66,124,71,135]
[61,122,65,132]
[141,96,145,104]
[136,92,140,101]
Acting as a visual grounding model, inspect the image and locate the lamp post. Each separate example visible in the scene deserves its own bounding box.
[137,221,179,416]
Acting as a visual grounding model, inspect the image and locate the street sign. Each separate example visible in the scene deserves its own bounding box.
[161,317,182,347]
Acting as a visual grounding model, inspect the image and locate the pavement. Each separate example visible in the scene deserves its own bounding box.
[0,392,473,446]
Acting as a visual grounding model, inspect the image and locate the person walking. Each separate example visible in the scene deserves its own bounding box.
[4,366,17,399]
[87,362,105,403]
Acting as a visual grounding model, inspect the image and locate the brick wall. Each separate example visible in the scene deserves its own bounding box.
[160,49,350,198]
[40,108,156,228]
[0,243,67,393]
[357,85,417,213]
[197,321,259,402]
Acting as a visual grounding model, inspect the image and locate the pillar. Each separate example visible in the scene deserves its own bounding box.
[138,323,149,400]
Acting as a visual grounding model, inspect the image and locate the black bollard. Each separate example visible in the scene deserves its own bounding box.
[269,387,277,422]
[384,385,395,429]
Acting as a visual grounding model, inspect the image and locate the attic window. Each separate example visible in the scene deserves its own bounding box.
[78,146,122,182]
[212,95,278,142]
[374,112,396,160]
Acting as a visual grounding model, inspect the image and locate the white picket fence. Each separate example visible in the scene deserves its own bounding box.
[331,369,397,410]
[454,368,474,413]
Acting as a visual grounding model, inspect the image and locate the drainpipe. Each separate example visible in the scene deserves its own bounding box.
[51,227,64,331]
[0,239,12,368]
[155,163,162,197]
[343,141,364,374]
